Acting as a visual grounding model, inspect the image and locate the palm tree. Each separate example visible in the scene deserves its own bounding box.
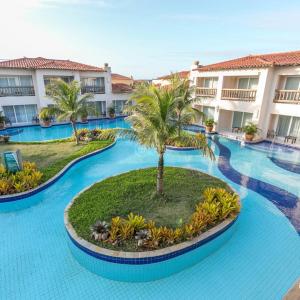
[123,83,214,195]
[171,75,204,138]
[40,79,95,145]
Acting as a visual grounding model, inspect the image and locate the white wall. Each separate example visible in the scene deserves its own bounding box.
[0,64,132,122]
[191,65,300,138]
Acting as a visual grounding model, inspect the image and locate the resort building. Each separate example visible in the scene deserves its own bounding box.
[0,57,132,124]
[153,70,190,86]
[190,50,300,143]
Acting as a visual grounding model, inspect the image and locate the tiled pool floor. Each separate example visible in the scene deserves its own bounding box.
[0,139,300,299]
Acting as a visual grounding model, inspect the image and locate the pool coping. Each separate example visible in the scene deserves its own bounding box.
[0,140,116,203]
[64,171,240,264]
[166,145,197,151]
[284,278,300,300]
[0,116,126,132]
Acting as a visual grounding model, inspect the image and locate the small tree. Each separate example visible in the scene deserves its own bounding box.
[123,83,214,195]
[40,80,95,145]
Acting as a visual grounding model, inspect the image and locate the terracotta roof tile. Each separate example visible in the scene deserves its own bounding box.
[112,83,133,93]
[0,57,104,72]
[157,70,190,80]
[112,73,132,80]
[196,50,300,71]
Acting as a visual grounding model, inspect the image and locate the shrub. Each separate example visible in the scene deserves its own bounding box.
[205,119,215,127]
[72,128,117,142]
[89,188,240,250]
[0,162,43,195]
[242,122,259,135]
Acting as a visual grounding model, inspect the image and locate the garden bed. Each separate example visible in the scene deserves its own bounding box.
[68,167,240,252]
[0,138,114,195]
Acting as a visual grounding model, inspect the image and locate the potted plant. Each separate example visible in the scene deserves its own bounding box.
[39,109,52,127]
[243,122,258,141]
[81,112,88,123]
[205,118,215,133]
[108,106,115,118]
[0,112,5,129]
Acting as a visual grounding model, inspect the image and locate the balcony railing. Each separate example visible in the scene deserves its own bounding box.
[221,89,256,101]
[196,87,217,98]
[0,86,35,97]
[81,86,105,94]
[274,90,300,103]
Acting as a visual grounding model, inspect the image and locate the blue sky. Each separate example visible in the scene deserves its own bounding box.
[1,0,300,78]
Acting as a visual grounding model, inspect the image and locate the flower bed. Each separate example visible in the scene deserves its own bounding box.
[68,167,240,252]
[0,129,116,196]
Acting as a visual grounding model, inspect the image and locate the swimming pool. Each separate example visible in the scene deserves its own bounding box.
[0,135,300,298]
[1,117,130,142]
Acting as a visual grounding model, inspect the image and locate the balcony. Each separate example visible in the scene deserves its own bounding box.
[274,90,300,103]
[221,89,256,101]
[196,87,217,98]
[81,86,105,94]
[0,86,35,97]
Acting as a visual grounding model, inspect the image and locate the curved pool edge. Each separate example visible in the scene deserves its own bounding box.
[166,145,198,151]
[64,188,239,281]
[210,136,300,234]
[0,140,117,204]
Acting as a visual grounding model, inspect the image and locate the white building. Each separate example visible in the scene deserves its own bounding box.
[0,57,132,124]
[190,50,300,143]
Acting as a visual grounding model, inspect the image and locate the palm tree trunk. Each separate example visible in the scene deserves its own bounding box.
[71,120,79,145]
[178,113,181,138]
[157,151,164,194]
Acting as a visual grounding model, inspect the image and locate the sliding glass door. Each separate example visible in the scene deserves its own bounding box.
[232,111,253,128]
[276,115,300,137]
[202,106,215,122]
[2,104,38,124]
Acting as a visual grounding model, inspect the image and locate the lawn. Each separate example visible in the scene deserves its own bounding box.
[68,167,231,250]
[0,140,114,183]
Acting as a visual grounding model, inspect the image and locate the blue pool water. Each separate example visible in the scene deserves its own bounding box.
[0,136,300,298]
[2,117,130,142]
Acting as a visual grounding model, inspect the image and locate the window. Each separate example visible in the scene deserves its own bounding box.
[284,77,300,90]
[81,77,105,94]
[81,77,104,87]
[232,111,253,128]
[2,104,38,124]
[276,115,300,137]
[0,76,33,87]
[203,77,218,89]
[202,106,215,122]
[113,100,127,115]
[44,76,74,87]
[89,101,106,116]
[290,117,300,136]
[237,77,258,89]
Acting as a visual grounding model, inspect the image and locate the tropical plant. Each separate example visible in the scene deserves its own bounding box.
[135,229,150,247]
[205,118,215,127]
[40,79,95,145]
[171,75,204,138]
[0,111,6,128]
[242,122,259,135]
[39,109,52,123]
[108,106,115,118]
[109,216,122,244]
[87,187,240,250]
[0,162,43,195]
[123,83,214,195]
[90,221,109,241]
[119,223,135,240]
